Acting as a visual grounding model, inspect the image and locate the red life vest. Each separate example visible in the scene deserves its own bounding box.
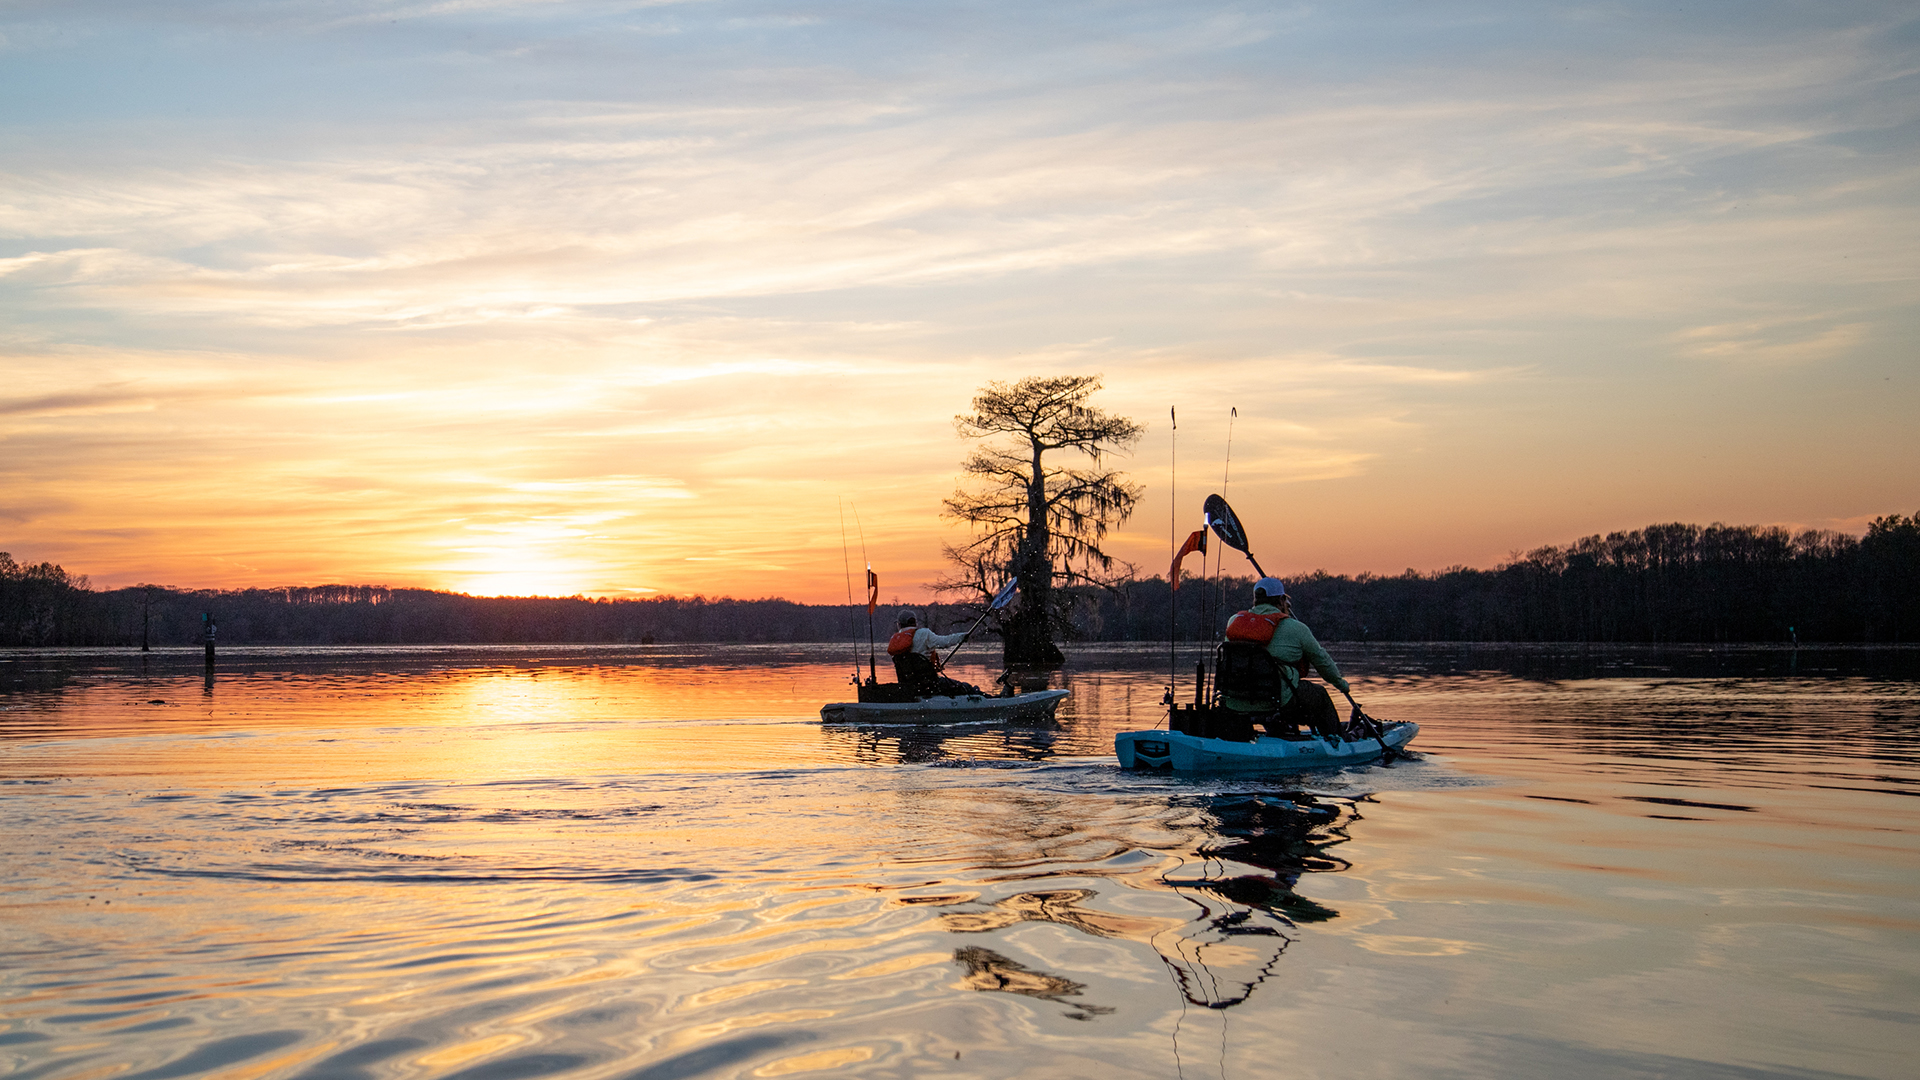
[1224,610,1286,644]
[887,628,919,657]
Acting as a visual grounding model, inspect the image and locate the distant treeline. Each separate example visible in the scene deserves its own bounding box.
[4,514,1916,647]
[1114,515,1919,645]
[0,569,968,649]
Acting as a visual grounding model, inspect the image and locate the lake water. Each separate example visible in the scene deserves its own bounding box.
[3,643,1917,1080]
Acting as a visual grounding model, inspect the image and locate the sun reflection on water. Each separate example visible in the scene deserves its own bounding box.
[1,644,1916,1079]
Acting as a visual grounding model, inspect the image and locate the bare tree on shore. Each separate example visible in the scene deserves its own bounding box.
[939,375,1144,666]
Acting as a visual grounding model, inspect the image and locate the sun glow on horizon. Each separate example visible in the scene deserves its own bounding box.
[450,571,597,600]
[0,3,1912,598]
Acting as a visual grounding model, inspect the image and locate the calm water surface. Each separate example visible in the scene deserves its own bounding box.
[3,644,1917,1079]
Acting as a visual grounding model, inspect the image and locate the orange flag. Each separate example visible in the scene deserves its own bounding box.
[1169,528,1208,591]
[866,568,878,613]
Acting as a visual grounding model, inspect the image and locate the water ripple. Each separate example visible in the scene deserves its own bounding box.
[3,645,1916,1079]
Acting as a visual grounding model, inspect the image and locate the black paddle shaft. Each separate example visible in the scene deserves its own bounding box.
[939,608,995,668]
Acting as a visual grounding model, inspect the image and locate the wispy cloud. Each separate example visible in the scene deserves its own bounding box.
[1,1,1914,593]
[1674,318,1870,365]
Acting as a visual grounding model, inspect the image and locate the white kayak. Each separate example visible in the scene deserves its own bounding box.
[819,688,1069,725]
[1115,721,1418,771]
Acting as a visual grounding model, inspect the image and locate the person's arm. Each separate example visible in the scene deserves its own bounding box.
[1294,624,1351,697]
[925,629,969,649]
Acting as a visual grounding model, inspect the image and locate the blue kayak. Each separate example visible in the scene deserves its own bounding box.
[1116,721,1418,771]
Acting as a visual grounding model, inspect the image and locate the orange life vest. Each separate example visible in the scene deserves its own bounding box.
[1224,610,1286,644]
[886,628,919,657]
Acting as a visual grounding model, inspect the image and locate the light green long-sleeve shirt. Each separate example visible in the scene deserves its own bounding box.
[1220,603,1350,711]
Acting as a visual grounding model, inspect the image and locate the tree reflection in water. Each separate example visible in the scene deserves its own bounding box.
[940,790,1363,1015]
[951,946,1116,1021]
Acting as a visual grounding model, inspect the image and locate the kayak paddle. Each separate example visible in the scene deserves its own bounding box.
[940,578,1020,668]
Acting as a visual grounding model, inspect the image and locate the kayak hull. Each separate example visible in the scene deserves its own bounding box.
[819,688,1069,725]
[1115,721,1418,771]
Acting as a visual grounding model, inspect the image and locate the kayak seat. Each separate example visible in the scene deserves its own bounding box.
[1214,641,1284,706]
[892,652,941,696]
[1169,705,1258,742]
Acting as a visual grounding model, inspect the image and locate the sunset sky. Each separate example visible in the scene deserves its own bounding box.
[3,1,1915,603]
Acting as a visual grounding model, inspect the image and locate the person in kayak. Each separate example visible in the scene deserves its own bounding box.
[888,609,984,698]
[1216,578,1356,737]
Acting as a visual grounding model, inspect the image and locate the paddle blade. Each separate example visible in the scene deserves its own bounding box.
[989,579,1018,610]
[1204,493,1250,553]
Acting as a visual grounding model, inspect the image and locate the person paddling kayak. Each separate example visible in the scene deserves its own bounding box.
[887,609,984,698]
[1215,578,1358,737]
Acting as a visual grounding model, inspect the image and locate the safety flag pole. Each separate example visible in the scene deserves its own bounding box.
[866,566,878,683]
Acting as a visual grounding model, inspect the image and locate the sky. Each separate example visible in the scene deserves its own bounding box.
[2,1,1916,603]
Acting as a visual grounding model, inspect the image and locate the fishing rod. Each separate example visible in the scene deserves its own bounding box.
[1221,407,1237,493]
[1214,407,1236,641]
[837,498,859,683]
[853,505,876,684]
[1169,406,1177,700]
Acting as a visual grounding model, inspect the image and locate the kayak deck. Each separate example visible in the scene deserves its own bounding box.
[1116,721,1418,771]
[819,688,1069,725]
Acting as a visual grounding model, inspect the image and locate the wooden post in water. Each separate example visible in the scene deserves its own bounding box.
[202,612,216,667]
